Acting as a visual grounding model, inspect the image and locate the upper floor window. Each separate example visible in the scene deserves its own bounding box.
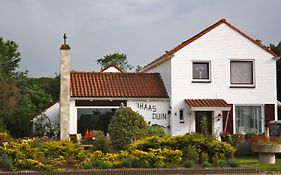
[230,60,255,87]
[192,61,211,82]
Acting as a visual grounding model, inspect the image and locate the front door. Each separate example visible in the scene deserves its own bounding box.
[195,111,212,134]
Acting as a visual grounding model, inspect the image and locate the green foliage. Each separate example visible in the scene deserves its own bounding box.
[200,115,209,134]
[108,107,149,150]
[218,160,228,167]
[182,145,199,163]
[200,152,209,163]
[183,159,194,168]
[90,131,112,153]
[227,159,240,167]
[87,158,112,169]
[97,53,133,71]
[147,124,167,137]
[27,76,60,103]
[130,134,236,161]
[0,37,21,79]
[2,138,87,171]
[201,161,212,168]
[270,42,281,101]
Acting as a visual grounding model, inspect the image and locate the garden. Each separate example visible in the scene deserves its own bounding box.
[0,107,280,173]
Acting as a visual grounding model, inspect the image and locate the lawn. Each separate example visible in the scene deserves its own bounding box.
[234,156,281,173]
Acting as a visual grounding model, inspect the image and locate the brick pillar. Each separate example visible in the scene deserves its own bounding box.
[60,34,71,140]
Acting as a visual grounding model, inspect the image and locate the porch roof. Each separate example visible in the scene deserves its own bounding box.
[184,99,231,111]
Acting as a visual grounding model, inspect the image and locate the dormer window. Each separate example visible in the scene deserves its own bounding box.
[192,61,211,82]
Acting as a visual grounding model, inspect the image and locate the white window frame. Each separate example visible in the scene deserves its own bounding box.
[233,104,264,134]
[192,61,211,83]
[230,59,255,88]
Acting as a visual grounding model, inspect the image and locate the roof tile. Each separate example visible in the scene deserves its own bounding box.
[70,72,169,98]
[185,99,229,108]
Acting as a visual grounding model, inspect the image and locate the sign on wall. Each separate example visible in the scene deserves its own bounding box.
[127,100,170,128]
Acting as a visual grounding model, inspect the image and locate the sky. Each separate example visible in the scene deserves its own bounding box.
[0,0,280,77]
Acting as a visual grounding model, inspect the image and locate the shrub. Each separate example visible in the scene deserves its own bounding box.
[90,131,111,153]
[108,107,149,150]
[227,159,240,167]
[91,158,112,169]
[201,161,212,168]
[2,138,87,171]
[130,134,235,162]
[218,160,228,167]
[147,124,167,137]
[182,145,199,163]
[235,141,255,157]
[0,156,14,171]
[200,152,209,163]
[183,160,193,168]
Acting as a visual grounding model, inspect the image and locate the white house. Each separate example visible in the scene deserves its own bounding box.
[141,19,279,136]
[58,19,279,140]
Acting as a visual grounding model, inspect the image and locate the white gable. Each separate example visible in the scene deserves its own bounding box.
[102,66,122,73]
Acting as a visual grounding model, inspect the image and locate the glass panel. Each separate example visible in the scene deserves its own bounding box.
[77,108,116,135]
[193,63,209,79]
[231,61,253,84]
[235,106,262,133]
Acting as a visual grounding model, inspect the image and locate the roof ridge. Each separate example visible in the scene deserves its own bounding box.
[141,19,276,72]
[70,71,160,75]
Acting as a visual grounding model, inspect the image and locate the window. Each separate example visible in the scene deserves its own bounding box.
[192,61,211,82]
[179,109,184,123]
[235,106,262,134]
[230,60,254,87]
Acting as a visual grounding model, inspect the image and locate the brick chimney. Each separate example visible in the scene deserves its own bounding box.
[60,33,71,140]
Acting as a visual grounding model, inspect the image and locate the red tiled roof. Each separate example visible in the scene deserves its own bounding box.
[142,19,277,72]
[70,72,169,98]
[185,99,229,108]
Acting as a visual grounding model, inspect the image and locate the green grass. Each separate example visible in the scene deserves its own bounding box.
[234,156,281,173]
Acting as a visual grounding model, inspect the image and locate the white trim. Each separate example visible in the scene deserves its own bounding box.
[191,60,211,82]
[233,104,264,134]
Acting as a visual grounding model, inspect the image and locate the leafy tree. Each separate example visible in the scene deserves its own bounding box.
[0,36,52,137]
[27,75,60,102]
[97,53,133,71]
[108,107,148,150]
[270,42,281,101]
[0,37,21,79]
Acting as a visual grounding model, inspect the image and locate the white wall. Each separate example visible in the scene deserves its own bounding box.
[156,23,276,135]
[34,102,60,124]
[127,100,170,129]
[147,60,172,96]
[69,100,77,134]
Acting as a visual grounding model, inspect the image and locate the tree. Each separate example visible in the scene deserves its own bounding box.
[97,53,133,71]
[108,107,148,150]
[0,36,52,137]
[270,42,281,101]
[0,37,21,130]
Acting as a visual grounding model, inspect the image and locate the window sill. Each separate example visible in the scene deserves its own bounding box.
[192,80,211,83]
[229,85,255,88]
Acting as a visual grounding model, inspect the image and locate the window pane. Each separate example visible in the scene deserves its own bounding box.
[235,106,262,133]
[193,63,209,79]
[231,61,253,84]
